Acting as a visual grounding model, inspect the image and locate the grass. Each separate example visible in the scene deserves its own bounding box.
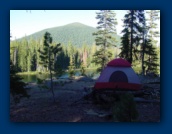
[17,68,97,75]
[17,71,38,75]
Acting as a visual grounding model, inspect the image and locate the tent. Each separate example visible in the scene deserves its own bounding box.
[94,58,141,90]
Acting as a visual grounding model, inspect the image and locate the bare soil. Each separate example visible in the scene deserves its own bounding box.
[10,78,160,122]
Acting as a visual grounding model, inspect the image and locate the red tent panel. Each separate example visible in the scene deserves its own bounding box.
[107,58,131,67]
[94,82,141,90]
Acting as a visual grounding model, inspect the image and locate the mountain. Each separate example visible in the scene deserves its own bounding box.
[17,22,121,47]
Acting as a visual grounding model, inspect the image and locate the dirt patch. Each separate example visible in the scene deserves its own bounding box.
[10,79,160,122]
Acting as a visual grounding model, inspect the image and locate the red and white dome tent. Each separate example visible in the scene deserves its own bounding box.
[94,58,141,90]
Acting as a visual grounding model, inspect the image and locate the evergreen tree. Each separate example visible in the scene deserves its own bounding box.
[80,61,86,76]
[67,42,76,77]
[156,46,160,74]
[31,48,37,71]
[17,39,28,72]
[140,11,147,75]
[92,49,112,72]
[38,32,62,102]
[81,44,88,67]
[68,55,75,78]
[10,40,21,71]
[56,45,68,69]
[89,44,97,68]
[113,93,139,122]
[26,50,31,72]
[145,10,160,74]
[144,39,159,74]
[36,39,44,72]
[119,10,145,64]
[10,60,30,103]
[92,10,117,72]
[119,28,130,60]
[146,10,160,46]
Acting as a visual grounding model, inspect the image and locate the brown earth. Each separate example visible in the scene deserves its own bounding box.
[10,77,160,122]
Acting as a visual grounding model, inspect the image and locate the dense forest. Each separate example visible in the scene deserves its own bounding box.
[15,22,121,48]
[10,23,121,73]
[10,10,160,75]
[10,36,121,72]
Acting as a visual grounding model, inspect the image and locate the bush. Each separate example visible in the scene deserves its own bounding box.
[36,78,44,84]
[112,93,139,122]
[10,61,30,104]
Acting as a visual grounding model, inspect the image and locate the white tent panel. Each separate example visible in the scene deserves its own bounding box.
[97,66,140,84]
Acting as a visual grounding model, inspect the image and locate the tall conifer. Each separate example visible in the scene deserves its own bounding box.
[119,10,145,64]
[92,10,117,72]
[38,32,62,102]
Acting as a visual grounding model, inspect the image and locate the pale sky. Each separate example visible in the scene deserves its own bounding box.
[10,10,160,45]
[10,10,127,40]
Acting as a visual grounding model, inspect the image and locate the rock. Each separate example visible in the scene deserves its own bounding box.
[77,76,94,82]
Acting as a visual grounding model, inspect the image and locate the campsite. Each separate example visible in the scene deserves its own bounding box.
[10,58,160,122]
[10,10,160,122]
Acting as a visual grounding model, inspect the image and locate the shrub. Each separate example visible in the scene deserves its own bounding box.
[36,78,44,84]
[113,93,139,122]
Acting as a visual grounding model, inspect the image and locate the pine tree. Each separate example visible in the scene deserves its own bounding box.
[144,39,159,74]
[145,10,160,74]
[18,39,28,72]
[38,32,62,102]
[113,93,139,122]
[10,60,30,103]
[119,10,145,64]
[81,44,88,67]
[92,10,117,72]
[68,55,75,78]
[119,28,130,60]
[140,11,147,75]
[67,42,76,77]
[31,48,37,71]
[10,35,30,103]
[26,50,31,72]
[36,39,44,72]
[146,10,160,46]
[80,61,86,76]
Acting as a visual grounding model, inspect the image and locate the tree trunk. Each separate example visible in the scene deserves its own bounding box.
[103,10,107,70]
[141,32,145,75]
[50,69,55,102]
[13,48,17,66]
[130,10,134,64]
[49,48,55,102]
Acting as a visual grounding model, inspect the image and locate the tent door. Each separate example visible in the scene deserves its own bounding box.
[109,71,128,82]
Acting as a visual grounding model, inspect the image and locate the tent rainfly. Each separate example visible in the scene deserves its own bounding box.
[94,58,141,90]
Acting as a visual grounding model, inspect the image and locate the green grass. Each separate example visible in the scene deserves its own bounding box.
[17,71,38,75]
[16,71,52,75]
[16,68,97,75]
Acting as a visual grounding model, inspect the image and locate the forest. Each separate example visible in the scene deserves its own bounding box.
[10,10,160,122]
[10,23,121,74]
[10,10,160,75]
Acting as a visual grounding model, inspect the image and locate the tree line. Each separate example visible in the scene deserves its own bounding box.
[10,36,120,74]
[92,10,160,75]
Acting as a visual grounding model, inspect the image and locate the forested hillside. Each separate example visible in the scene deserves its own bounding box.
[16,22,121,47]
[10,11,160,75]
[10,22,121,73]
[10,38,120,73]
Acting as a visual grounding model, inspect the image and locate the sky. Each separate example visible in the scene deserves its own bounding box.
[10,10,127,40]
[10,10,160,45]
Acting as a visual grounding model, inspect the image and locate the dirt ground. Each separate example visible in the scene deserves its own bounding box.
[10,77,160,122]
